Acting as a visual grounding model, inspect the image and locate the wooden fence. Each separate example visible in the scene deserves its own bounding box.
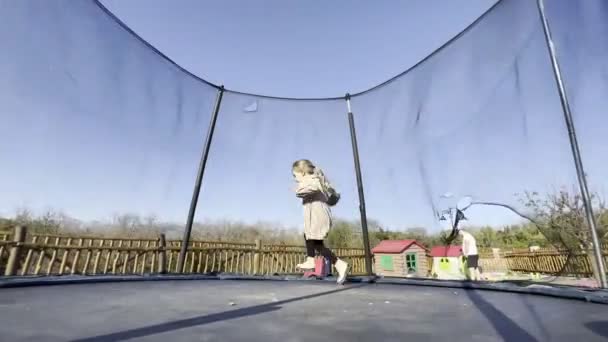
[504,249,608,276]
[2,226,606,278]
[476,247,608,276]
[0,227,367,277]
[479,258,510,273]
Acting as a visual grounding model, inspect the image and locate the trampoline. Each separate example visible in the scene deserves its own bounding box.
[0,276,607,341]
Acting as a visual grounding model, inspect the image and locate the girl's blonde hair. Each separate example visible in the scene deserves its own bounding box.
[292,159,315,176]
[292,159,333,196]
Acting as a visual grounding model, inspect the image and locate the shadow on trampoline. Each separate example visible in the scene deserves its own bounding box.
[71,284,365,342]
[521,294,551,341]
[465,289,538,342]
[585,321,608,338]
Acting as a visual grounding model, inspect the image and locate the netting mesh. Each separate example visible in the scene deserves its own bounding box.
[0,0,217,223]
[198,93,358,228]
[351,0,574,229]
[548,0,608,193]
[1,0,606,280]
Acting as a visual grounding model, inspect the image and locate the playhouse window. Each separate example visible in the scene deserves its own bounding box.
[405,253,417,272]
[380,255,394,271]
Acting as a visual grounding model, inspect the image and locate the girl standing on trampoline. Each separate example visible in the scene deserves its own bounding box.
[292,159,349,284]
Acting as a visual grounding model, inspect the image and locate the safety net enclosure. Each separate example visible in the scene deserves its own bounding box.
[0,0,218,224]
[0,0,606,281]
[351,0,573,230]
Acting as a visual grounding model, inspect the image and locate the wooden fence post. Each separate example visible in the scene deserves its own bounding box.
[159,234,167,274]
[5,226,27,276]
[492,248,500,259]
[253,239,262,275]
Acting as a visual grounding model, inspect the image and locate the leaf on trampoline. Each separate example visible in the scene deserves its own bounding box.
[243,100,258,113]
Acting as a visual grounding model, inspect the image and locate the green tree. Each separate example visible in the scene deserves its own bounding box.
[326,219,357,248]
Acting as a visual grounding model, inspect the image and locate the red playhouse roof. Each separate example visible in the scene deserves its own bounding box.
[430,246,462,257]
[371,240,426,254]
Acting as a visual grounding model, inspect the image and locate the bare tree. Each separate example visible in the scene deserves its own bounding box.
[520,189,607,280]
[521,189,607,249]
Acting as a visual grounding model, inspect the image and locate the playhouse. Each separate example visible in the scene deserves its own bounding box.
[372,240,428,277]
[430,245,466,280]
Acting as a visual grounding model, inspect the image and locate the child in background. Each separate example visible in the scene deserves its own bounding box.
[291,159,348,284]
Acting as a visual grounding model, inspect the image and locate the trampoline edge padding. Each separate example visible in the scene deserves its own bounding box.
[374,278,608,304]
[1,274,607,304]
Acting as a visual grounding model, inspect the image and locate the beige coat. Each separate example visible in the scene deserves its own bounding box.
[295,174,332,240]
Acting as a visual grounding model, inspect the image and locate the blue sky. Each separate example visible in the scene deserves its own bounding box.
[100,0,497,98]
[1,0,606,232]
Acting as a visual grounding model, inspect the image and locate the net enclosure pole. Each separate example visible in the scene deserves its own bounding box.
[537,0,607,288]
[177,86,225,273]
[345,93,374,277]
